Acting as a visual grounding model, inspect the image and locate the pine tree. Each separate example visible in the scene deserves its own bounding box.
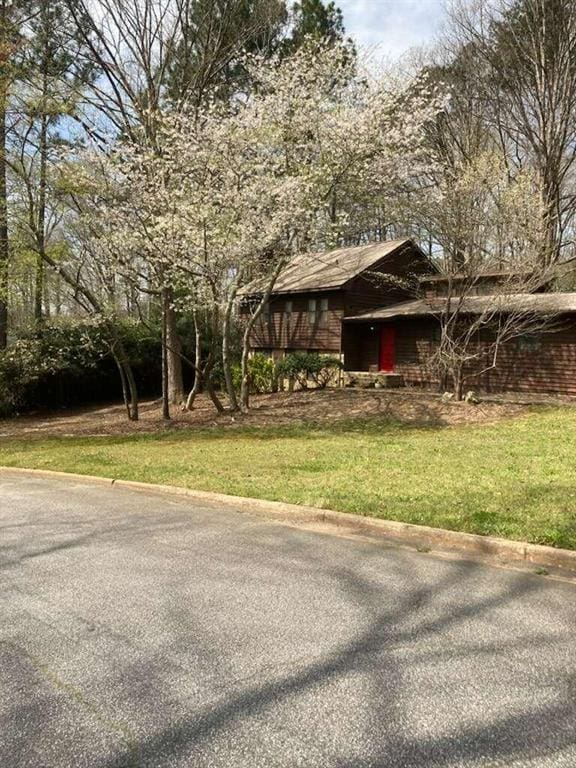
[0,0,34,347]
[289,0,346,47]
[13,0,96,326]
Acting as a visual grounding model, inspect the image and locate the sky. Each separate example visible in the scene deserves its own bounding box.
[337,0,447,60]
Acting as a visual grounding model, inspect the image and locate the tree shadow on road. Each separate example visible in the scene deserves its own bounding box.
[2,490,574,768]
[93,536,576,768]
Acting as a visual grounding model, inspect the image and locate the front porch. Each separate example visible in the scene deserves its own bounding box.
[341,321,398,374]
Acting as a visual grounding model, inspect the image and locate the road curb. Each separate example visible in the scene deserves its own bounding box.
[2,465,576,574]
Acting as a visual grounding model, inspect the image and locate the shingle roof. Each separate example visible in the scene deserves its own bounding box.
[419,270,531,283]
[240,239,423,296]
[345,292,576,321]
[419,259,576,284]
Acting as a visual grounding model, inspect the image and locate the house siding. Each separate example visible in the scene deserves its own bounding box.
[247,291,344,354]
[392,318,576,396]
[243,243,432,357]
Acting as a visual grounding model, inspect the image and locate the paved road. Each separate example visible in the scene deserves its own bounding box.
[1,472,576,768]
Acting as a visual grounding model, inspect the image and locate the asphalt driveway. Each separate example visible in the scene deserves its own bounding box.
[1,471,575,768]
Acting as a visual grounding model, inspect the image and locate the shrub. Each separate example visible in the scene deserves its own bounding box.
[0,341,44,416]
[276,352,342,390]
[0,319,161,416]
[232,353,276,394]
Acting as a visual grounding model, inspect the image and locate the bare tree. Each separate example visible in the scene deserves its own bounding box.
[409,147,560,400]
[448,0,576,265]
[0,0,36,347]
[426,271,561,400]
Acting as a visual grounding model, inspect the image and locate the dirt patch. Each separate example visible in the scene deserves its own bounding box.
[0,387,566,439]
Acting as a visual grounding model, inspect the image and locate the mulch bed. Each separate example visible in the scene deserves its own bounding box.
[1,387,568,439]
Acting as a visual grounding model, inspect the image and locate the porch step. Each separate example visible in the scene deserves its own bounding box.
[344,372,405,389]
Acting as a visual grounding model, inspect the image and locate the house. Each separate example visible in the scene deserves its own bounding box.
[240,238,435,360]
[241,239,576,397]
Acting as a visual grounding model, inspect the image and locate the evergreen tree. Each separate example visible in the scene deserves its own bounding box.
[165,0,287,107]
[0,0,34,347]
[12,0,96,326]
[289,0,347,48]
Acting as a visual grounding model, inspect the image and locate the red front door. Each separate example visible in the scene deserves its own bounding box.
[379,326,396,372]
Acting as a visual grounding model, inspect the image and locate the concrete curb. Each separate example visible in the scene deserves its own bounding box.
[2,465,576,574]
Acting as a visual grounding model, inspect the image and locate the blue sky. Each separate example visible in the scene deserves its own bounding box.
[337,0,447,59]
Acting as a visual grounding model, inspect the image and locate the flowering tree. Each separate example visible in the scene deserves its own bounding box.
[81,41,441,414]
[228,45,441,408]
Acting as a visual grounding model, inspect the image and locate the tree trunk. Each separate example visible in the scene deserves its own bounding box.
[35,112,48,327]
[123,355,139,421]
[111,335,139,421]
[113,351,130,420]
[453,367,464,402]
[165,288,184,405]
[205,374,225,414]
[240,339,252,411]
[222,292,239,411]
[239,259,288,411]
[0,78,8,349]
[161,288,171,420]
[185,376,201,411]
[539,166,562,267]
[54,273,62,315]
[185,315,203,410]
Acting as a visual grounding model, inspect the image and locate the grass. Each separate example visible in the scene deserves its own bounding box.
[1,407,575,549]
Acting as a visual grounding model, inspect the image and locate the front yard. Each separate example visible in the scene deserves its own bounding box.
[1,390,575,549]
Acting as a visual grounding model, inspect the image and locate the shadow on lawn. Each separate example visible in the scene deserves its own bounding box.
[0,390,508,444]
[0,414,446,454]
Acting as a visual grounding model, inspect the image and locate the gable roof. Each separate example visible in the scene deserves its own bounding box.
[241,239,429,297]
[345,292,576,322]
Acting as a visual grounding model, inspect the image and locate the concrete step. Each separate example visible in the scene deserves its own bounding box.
[344,372,405,389]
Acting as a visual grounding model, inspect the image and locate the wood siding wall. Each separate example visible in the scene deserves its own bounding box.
[422,274,513,299]
[243,242,433,355]
[349,318,576,397]
[396,319,576,396]
[393,319,440,387]
[344,275,408,315]
[246,291,343,353]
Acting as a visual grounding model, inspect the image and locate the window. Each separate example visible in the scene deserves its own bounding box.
[319,297,328,325]
[284,300,293,330]
[260,301,271,326]
[517,333,542,353]
[308,298,317,324]
[308,297,329,326]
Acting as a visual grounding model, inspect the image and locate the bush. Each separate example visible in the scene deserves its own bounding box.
[0,321,107,416]
[232,353,276,394]
[0,341,45,416]
[0,319,161,416]
[276,352,342,390]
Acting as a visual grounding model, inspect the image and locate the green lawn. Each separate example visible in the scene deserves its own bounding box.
[1,407,575,548]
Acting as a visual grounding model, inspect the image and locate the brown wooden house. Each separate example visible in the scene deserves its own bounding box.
[242,239,576,396]
[240,239,434,360]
